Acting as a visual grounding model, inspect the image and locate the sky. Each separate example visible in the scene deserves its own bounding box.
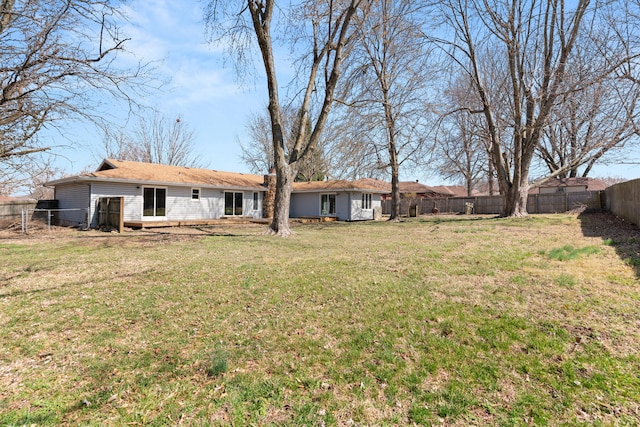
[52,0,268,177]
[49,0,640,184]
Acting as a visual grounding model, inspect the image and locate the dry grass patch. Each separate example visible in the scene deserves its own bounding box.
[1,213,639,426]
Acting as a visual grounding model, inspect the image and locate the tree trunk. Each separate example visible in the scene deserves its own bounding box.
[268,163,295,236]
[503,180,529,217]
[387,128,401,221]
[389,163,401,221]
[487,154,496,195]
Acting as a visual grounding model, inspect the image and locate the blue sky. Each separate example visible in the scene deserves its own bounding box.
[52,0,268,176]
[49,0,640,184]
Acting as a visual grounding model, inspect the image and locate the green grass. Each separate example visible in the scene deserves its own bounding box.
[545,245,602,261]
[1,213,639,426]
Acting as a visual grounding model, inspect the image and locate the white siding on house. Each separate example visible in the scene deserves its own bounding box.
[55,183,90,226]
[165,186,224,220]
[350,193,368,221]
[291,191,382,221]
[290,193,321,218]
[243,192,263,217]
[348,193,382,221]
[89,182,140,227]
[372,197,382,218]
[88,183,263,225]
[203,188,225,219]
[335,193,349,221]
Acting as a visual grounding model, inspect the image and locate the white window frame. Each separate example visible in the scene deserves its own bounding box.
[224,191,244,216]
[191,188,201,200]
[320,193,336,216]
[252,192,259,211]
[362,193,372,210]
[142,186,167,218]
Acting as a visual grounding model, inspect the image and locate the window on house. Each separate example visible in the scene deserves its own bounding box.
[362,193,372,210]
[225,192,243,216]
[143,187,167,217]
[320,194,336,216]
[191,188,200,200]
[253,192,259,210]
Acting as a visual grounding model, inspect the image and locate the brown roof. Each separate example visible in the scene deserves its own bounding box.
[47,159,266,189]
[293,178,390,193]
[47,160,392,193]
[529,177,609,194]
[428,185,460,196]
[398,181,435,194]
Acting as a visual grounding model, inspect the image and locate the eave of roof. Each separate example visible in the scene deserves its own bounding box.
[46,159,394,193]
[292,179,390,194]
[46,159,267,191]
[47,175,265,191]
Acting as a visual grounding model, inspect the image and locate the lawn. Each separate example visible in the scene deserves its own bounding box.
[1,212,639,426]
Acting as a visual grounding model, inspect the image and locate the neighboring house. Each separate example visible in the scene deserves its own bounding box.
[529,177,609,195]
[46,159,388,228]
[381,181,456,201]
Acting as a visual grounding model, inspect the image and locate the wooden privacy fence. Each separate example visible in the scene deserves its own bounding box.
[605,179,640,226]
[0,199,37,225]
[97,197,124,232]
[382,191,603,216]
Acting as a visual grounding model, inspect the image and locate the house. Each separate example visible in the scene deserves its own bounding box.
[529,177,609,195]
[291,178,389,221]
[381,181,454,201]
[46,159,388,228]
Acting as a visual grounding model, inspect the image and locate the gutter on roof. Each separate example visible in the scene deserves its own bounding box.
[292,187,389,194]
[46,175,265,192]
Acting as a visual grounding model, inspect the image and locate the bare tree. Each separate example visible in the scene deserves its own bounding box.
[1,0,151,189]
[205,0,370,236]
[239,105,329,181]
[435,73,493,196]
[338,0,435,220]
[538,44,640,178]
[100,112,205,168]
[436,112,487,196]
[323,114,389,180]
[25,162,60,200]
[429,0,639,217]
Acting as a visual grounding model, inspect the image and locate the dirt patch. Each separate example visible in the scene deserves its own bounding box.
[0,221,273,247]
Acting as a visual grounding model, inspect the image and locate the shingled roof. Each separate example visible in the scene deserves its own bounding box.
[293,177,390,193]
[48,159,267,190]
[529,177,609,194]
[47,160,392,193]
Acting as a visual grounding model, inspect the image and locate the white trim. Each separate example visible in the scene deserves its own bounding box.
[191,188,201,200]
[224,191,244,216]
[362,193,372,210]
[320,193,337,216]
[252,191,259,211]
[142,186,168,219]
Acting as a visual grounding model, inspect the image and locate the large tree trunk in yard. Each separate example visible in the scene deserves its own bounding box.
[268,163,295,237]
[503,181,529,217]
[389,164,401,221]
[386,95,401,222]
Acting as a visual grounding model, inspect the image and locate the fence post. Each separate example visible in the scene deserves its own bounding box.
[118,197,124,233]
